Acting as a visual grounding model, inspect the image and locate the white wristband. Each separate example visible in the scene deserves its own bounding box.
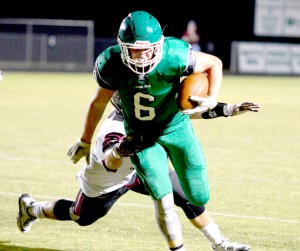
[223,104,235,116]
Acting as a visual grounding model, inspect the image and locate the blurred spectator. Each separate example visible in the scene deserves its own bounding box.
[206,41,215,54]
[181,20,201,51]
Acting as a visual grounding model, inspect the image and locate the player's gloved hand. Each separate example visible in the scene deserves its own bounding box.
[67,139,91,164]
[111,134,142,160]
[181,95,218,115]
[224,102,260,116]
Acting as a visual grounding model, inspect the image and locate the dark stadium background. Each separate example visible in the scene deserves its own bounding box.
[2,0,299,69]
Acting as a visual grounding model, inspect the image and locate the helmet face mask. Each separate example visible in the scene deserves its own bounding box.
[117,11,164,75]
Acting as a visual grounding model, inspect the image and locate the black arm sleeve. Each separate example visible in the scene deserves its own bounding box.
[201,102,228,119]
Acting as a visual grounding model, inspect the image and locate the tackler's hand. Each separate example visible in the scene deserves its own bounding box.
[224,102,261,116]
[181,95,218,115]
[111,134,143,160]
[67,139,91,164]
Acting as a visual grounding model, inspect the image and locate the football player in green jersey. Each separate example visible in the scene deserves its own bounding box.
[69,10,252,251]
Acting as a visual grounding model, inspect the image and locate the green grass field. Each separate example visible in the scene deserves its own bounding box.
[0,71,299,251]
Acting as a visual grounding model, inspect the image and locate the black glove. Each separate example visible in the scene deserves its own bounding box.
[112,134,142,159]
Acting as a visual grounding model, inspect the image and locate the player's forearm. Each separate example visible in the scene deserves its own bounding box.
[104,134,143,170]
[81,102,105,144]
[205,63,223,101]
[194,52,223,101]
[190,101,260,119]
[104,148,123,170]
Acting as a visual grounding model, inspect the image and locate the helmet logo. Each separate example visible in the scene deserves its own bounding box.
[134,41,151,46]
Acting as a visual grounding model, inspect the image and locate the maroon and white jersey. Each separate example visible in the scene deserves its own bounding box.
[76,110,136,197]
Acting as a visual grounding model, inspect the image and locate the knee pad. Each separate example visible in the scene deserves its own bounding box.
[183,203,205,219]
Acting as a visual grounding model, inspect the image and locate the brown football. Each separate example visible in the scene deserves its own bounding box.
[176,72,209,110]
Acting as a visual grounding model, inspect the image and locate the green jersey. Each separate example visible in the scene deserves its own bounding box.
[95,37,191,135]
[94,36,209,204]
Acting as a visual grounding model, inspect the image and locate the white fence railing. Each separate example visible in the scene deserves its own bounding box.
[0,18,94,71]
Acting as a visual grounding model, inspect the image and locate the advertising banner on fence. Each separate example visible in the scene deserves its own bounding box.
[230,41,300,75]
[230,42,300,75]
[254,0,300,38]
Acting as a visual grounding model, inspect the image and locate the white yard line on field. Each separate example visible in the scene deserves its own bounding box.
[0,154,69,164]
[209,211,300,224]
[2,153,299,226]
[2,192,299,224]
[2,189,300,225]
[117,202,300,224]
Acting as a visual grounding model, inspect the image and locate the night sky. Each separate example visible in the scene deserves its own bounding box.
[2,0,297,68]
[1,1,255,38]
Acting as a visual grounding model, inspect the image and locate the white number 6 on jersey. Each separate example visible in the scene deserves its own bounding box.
[134,92,155,121]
